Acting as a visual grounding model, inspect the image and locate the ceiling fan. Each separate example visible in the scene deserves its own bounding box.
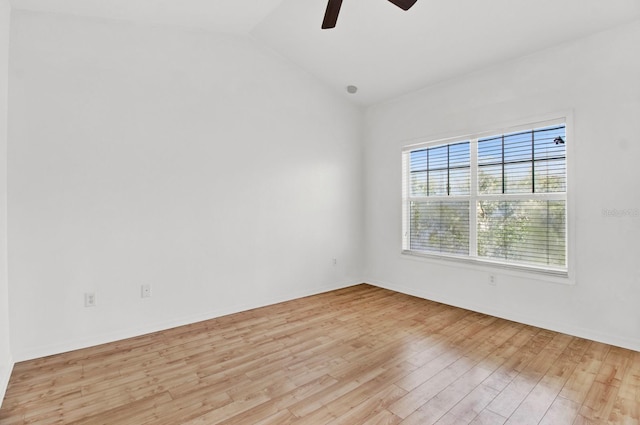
[322,0,418,29]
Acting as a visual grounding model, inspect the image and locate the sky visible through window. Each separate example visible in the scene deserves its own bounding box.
[409,141,470,197]
[478,126,566,195]
[410,125,566,196]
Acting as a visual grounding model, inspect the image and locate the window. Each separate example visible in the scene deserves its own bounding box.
[402,121,567,274]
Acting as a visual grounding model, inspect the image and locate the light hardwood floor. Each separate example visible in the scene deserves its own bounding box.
[1,284,638,424]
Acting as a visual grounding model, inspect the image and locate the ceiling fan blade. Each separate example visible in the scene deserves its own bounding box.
[322,0,343,29]
[387,0,418,11]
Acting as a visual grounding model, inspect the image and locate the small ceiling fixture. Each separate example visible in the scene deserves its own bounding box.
[346,85,358,94]
[322,0,418,29]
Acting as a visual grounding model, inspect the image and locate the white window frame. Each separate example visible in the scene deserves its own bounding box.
[402,116,573,282]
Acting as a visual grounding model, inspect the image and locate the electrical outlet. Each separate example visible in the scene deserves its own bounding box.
[85,292,96,307]
[332,258,337,266]
[141,284,152,298]
[488,274,497,286]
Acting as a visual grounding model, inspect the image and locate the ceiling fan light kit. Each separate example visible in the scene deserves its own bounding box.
[322,0,418,29]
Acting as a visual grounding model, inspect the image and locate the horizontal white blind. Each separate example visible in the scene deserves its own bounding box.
[409,142,470,196]
[478,126,566,195]
[403,123,567,271]
[477,200,566,267]
[410,201,470,255]
[476,125,566,268]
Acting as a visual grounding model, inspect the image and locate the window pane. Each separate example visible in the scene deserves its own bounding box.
[478,137,502,166]
[410,201,470,255]
[409,142,470,197]
[410,149,427,172]
[534,159,566,193]
[533,125,566,194]
[450,167,470,195]
[410,171,428,196]
[478,164,502,194]
[428,145,448,170]
[449,142,470,168]
[503,131,532,163]
[450,142,470,195]
[478,125,566,196]
[428,169,447,196]
[534,126,566,160]
[477,200,566,267]
[504,162,532,193]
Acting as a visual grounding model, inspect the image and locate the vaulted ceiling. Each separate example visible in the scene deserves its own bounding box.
[9,0,640,105]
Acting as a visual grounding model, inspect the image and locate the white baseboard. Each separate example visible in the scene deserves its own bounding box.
[14,280,361,362]
[367,278,640,353]
[0,355,14,408]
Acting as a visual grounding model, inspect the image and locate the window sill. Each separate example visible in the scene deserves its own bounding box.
[401,250,573,285]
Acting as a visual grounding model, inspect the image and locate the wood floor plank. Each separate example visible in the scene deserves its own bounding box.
[538,396,581,425]
[448,384,501,423]
[560,341,610,404]
[1,284,639,425]
[504,334,587,425]
[252,409,298,425]
[485,330,565,418]
[469,409,508,425]
[361,409,402,425]
[327,384,406,425]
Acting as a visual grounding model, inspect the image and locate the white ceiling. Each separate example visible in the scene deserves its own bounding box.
[9,0,286,33]
[10,0,640,105]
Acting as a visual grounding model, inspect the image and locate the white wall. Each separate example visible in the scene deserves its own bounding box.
[8,11,364,361]
[364,20,640,351]
[0,0,12,405]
